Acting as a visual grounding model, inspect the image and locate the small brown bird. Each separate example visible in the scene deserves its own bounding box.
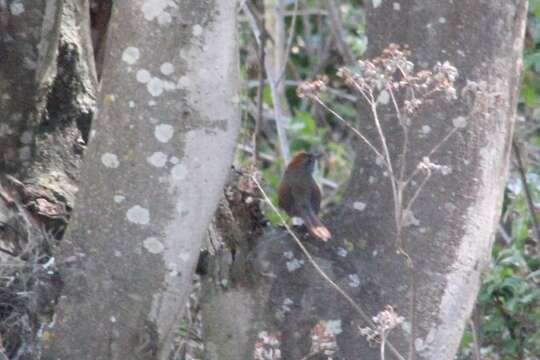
[278,152,331,241]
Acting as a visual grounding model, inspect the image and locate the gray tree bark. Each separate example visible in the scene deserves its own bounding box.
[199,1,528,359]
[40,1,240,359]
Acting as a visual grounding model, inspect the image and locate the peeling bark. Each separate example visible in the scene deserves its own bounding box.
[0,1,97,357]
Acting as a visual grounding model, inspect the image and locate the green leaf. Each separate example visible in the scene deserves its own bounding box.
[524,53,540,70]
[263,85,273,107]
[295,111,316,135]
[521,82,538,108]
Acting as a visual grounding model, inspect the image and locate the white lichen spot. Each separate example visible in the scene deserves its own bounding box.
[452,116,467,128]
[176,201,184,214]
[161,79,176,90]
[19,130,32,144]
[19,146,32,161]
[128,101,135,108]
[110,316,116,323]
[372,0,382,8]
[393,2,400,10]
[438,17,447,24]
[101,153,119,168]
[160,62,174,75]
[157,11,172,25]
[441,166,452,175]
[421,125,431,134]
[168,262,179,276]
[147,77,164,97]
[192,24,203,37]
[368,176,377,184]
[143,237,165,254]
[176,76,191,89]
[136,69,151,83]
[148,100,157,106]
[114,250,122,257]
[121,47,140,65]
[126,205,150,225]
[377,90,390,105]
[9,1,25,16]
[178,252,190,262]
[401,321,411,334]
[291,216,304,225]
[283,251,294,260]
[147,152,168,167]
[336,247,348,257]
[326,320,343,335]
[415,338,426,352]
[141,0,177,22]
[353,201,366,211]
[154,124,174,143]
[348,274,360,288]
[0,125,10,138]
[375,156,385,167]
[286,258,304,272]
[171,163,187,180]
[113,195,126,204]
[231,94,241,105]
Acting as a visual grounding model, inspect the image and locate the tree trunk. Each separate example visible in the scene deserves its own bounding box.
[0,1,96,357]
[36,1,240,359]
[199,1,528,359]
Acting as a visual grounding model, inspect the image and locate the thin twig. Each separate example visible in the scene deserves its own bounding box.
[252,0,267,168]
[251,175,406,360]
[312,96,383,159]
[326,0,355,64]
[469,318,482,360]
[247,79,358,101]
[276,0,300,85]
[381,330,387,360]
[497,223,512,245]
[512,139,540,243]
[368,92,401,233]
[404,172,433,217]
[403,127,458,188]
[244,2,291,163]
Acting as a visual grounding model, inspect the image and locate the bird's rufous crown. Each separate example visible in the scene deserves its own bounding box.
[286,152,311,171]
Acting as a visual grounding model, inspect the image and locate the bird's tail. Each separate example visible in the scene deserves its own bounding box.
[302,210,331,242]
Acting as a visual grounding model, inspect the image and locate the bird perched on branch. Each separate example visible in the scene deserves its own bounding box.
[278,152,331,242]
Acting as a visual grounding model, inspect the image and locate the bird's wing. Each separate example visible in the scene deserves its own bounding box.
[310,179,321,214]
[278,181,294,215]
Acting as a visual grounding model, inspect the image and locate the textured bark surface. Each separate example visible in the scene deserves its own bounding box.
[199,1,527,359]
[41,1,239,359]
[0,0,96,235]
[340,1,528,359]
[0,1,96,357]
